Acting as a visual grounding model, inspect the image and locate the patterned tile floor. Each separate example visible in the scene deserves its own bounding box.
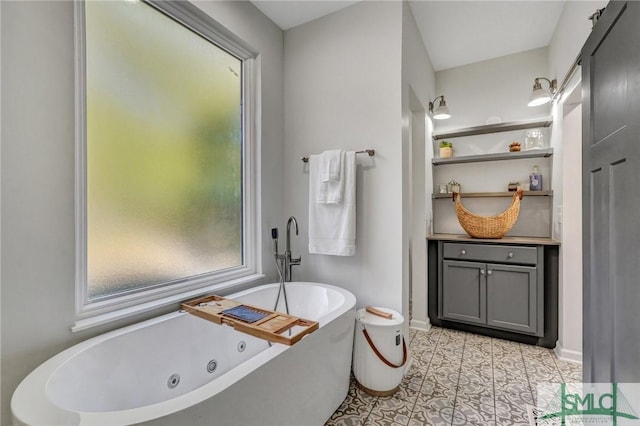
[326,326,582,426]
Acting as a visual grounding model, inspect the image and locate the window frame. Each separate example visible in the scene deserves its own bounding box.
[73,0,262,332]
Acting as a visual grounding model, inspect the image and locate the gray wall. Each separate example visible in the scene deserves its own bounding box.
[2,0,598,422]
[280,0,435,339]
[282,1,405,312]
[546,0,607,362]
[0,1,284,423]
[401,1,436,329]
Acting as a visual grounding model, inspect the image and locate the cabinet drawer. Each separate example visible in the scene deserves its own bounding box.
[443,243,537,265]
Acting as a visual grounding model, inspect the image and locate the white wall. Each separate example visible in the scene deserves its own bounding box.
[546,0,607,363]
[557,98,583,363]
[0,2,284,423]
[0,3,3,420]
[433,48,553,238]
[435,47,551,134]
[434,47,552,160]
[401,1,436,330]
[548,0,608,84]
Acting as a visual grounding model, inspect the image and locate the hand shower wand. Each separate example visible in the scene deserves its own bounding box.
[271,228,289,314]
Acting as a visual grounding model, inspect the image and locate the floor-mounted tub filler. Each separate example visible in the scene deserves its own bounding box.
[12,282,356,426]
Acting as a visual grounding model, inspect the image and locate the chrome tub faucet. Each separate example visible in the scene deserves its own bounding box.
[285,216,301,282]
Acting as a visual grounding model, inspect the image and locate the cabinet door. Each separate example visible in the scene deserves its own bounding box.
[486,263,537,334]
[441,260,486,325]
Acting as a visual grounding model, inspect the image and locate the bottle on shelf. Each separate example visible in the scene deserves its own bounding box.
[530,165,543,191]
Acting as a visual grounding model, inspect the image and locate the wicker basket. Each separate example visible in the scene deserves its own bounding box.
[453,190,523,239]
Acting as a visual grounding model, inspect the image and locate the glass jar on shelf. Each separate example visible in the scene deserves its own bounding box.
[524,129,545,150]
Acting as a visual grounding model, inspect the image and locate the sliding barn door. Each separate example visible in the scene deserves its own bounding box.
[582,0,640,383]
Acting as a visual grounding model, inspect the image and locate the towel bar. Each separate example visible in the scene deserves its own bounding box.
[301,149,375,163]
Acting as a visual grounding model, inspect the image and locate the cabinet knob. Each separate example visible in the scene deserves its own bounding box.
[508,252,514,258]
[487,270,493,275]
[460,249,466,255]
[480,269,485,275]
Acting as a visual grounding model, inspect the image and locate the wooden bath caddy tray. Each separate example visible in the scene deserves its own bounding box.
[181,295,319,346]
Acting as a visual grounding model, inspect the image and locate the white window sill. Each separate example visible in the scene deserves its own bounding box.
[72,273,265,333]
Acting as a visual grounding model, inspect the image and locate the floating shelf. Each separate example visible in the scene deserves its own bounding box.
[432,148,553,166]
[433,191,553,199]
[432,117,552,140]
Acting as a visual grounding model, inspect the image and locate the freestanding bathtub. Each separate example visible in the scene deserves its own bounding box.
[11,282,356,426]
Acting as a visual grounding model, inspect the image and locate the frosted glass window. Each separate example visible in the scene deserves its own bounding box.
[84,1,243,300]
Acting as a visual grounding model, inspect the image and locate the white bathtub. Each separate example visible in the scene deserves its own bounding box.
[11,282,356,426]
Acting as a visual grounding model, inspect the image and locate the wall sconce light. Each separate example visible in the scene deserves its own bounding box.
[527,77,558,107]
[429,95,451,120]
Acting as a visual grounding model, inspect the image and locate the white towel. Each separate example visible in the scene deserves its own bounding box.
[317,150,345,204]
[319,149,342,182]
[309,151,356,256]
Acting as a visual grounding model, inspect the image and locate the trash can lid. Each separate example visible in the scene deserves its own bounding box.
[357,307,404,327]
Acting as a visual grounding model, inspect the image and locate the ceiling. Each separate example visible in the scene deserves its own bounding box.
[251,1,360,31]
[250,1,566,71]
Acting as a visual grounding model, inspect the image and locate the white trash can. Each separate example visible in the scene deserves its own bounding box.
[353,306,407,396]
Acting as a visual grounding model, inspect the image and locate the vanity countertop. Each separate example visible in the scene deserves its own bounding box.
[427,233,560,246]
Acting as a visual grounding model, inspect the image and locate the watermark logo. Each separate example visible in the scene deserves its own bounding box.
[533,383,640,426]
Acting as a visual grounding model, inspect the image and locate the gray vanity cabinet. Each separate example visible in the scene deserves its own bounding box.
[485,263,537,334]
[442,260,486,325]
[439,242,542,336]
[429,121,559,346]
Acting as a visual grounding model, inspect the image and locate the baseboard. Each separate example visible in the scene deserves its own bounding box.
[554,343,582,364]
[410,319,431,332]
